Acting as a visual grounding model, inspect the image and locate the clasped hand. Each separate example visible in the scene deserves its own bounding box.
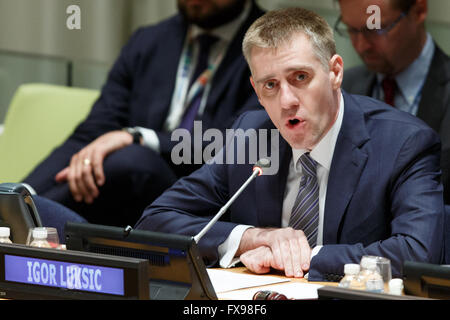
[54,130,134,203]
[238,227,312,278]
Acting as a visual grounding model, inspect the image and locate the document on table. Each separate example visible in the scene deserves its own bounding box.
[207,269,323,300]
[207,269,289,293]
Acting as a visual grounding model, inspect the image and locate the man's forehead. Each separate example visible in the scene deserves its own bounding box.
[250,33,319,77]
[250,32,314,61]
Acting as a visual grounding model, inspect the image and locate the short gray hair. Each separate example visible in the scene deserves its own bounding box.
[242,7,336,69]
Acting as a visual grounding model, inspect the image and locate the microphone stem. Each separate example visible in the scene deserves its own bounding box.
[194,169,260,243]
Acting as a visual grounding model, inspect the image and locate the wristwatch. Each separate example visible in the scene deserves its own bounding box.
[123,127,143,144]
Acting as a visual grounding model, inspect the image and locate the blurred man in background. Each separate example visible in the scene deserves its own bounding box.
[337,0,450,203]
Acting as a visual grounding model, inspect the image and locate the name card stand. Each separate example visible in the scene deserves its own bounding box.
[0,243,149,299]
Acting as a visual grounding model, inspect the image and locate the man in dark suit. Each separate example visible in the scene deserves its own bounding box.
[336,0,450,204]
[23,0,264,227]
[135,7,444,281]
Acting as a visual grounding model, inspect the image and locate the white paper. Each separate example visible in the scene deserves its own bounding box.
[217,282,323,300]
[207,268,289,293]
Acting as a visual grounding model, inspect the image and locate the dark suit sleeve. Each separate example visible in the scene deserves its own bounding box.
[134,113,251,266]
[134,165,236,266]
[309,127,445,281]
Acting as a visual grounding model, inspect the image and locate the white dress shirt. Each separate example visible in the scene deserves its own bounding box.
[218,93,345,268]
[135,0,252,152]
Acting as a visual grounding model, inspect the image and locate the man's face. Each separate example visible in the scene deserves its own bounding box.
[249,33,343,150]
[177,0,245,29]
[338,0,423,75]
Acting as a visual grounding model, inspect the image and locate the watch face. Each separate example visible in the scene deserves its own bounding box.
[132,130,142,144]
[124,128,141,144]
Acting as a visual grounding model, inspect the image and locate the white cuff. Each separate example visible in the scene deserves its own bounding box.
[218,225,253,268]
[135,127,160,153]
[304,245,322,280]
[311,245,322,258]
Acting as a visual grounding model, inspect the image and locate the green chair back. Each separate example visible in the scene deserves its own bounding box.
[0,83,99,182]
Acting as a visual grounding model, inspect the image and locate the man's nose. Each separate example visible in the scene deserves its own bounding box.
[352,32,372,54]
[279,83,299,110]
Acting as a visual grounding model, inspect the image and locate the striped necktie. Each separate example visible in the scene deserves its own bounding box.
[288,153,319,247]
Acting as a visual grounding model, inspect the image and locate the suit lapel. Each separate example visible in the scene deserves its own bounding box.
[359,72,376,97]
[148,15,188,130]
[344,66,377,97]
[323,92,370,244]
[205,3,264,114]
[416,45,448,133]
[165,20,187,94]
[365,74,377,97]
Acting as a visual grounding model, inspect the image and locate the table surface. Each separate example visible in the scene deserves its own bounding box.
[212,267,338,300]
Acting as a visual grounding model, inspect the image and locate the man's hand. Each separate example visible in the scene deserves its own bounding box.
[239,246,273,274]
[237,227,312,278]
[54,130,134,203]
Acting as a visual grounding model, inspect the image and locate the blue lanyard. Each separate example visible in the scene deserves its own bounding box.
[166,31,225,130]
[180,33,224,107]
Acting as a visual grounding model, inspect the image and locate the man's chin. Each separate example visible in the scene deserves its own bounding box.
[363,59,392,75]
[282,134,309,151]
[178,0,245,30]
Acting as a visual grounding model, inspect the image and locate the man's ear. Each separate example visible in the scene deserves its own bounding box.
[250,76,256,91]
[250,76,263,106]
[412,0,428,25]
[329,54,344,90]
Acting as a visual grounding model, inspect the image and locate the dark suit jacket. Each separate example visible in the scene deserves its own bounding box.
[342,45,450,204]
[25,2,264,190]
[135,91,444,281]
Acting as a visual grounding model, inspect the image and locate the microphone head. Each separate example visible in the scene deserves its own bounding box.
[253,158,271,176]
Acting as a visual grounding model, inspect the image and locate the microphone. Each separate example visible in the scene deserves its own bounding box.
[193,158,271,243]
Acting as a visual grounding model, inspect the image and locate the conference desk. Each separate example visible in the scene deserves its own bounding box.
[0,242,429,301]
[210,267,428,300]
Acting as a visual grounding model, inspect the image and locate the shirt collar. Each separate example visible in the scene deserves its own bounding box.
[190,0,251,43]
[377,33,435,106]
[292,93,344,172]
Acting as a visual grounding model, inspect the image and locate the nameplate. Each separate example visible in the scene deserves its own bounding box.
[5,254,124,296]
[0,243,149,299]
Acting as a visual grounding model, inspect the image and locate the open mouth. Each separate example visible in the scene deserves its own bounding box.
[286,117,304,129]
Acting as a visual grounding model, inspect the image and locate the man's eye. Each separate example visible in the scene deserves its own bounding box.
[264,81,276,89]
[296,74,306,81]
